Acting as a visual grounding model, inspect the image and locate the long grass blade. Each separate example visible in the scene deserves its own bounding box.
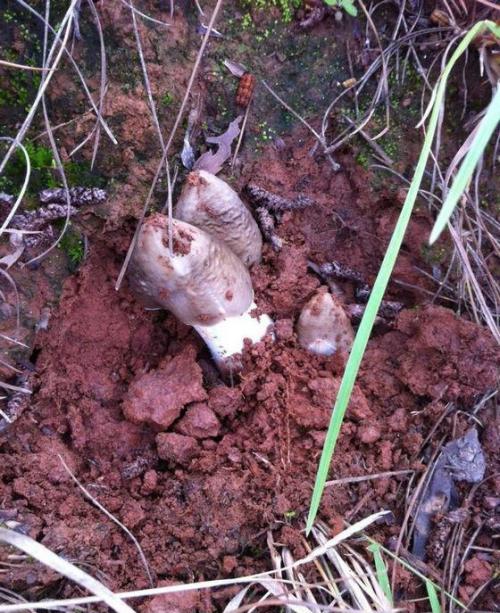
[429,86,500,244]
[305,19,499,534]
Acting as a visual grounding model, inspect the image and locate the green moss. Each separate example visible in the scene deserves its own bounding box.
[257,120,276,142]
[0,141,57,195]
[421,243,448,266]
[0,140,105,196]
[63,160,107,189]
[241,12,253,29]
[241,0,302,23]
[58,225,84,269]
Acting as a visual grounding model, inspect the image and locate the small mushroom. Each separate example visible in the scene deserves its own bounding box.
[129,214,272,372]
[175,170,262,267]
[297,288,354,356]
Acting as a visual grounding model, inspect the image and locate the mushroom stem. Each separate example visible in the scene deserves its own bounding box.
[195,302,272,371]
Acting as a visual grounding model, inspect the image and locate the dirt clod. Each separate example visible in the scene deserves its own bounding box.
[142,581,203,613]
[175,403,221,439]
[156,432,200,466]
[123,345,207,429]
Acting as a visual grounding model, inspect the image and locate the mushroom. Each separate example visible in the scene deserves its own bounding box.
[297,288,354,356]
[129,213,272,372]
[175,170,262,267]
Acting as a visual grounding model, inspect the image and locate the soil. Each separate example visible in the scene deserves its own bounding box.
[1,131,498,610]
[1,2,499,612]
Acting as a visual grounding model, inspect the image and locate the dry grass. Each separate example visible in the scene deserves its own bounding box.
[0,512,393,612]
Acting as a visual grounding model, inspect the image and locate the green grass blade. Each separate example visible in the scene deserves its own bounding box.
[305,19,496,534]
[429,85,500,244]
[367,537,466,610]
[426,579,442,613]
[367,543,393,605]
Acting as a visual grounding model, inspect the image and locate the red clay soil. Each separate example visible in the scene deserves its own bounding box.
[1,139,498,611]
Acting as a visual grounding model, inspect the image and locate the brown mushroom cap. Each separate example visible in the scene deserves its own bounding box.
[175,170,262,267]
[128,214,253,327]
[297,288,354,355]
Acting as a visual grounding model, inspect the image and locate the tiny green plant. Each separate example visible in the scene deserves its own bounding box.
[160,91,174,107]
[59,229,84,266]
[306,19,500,534]
[324,0,358,17]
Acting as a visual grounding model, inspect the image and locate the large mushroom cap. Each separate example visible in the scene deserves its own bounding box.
[297,288,354,356]
[129,214,253,327]
[175,170,262,267]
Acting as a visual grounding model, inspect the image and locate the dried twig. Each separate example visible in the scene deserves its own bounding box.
[347,300,404,324]
[14,0,117,145]
[39,186,106,205]
[0,0,79,181]
[244,184,315,212]
[326,469,415,487]
[261,79,341,172]
[254,207,282,252]
[309,259,366,285]
[58,454,154,587]
[1,189,105,252]
[0,375,32,432]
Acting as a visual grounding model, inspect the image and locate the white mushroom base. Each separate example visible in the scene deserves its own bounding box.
[194,302,273,371]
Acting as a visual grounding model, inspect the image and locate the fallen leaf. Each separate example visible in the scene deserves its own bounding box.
[193,116,242,175]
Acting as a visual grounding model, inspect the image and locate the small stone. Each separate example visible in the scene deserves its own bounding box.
[358,423,382,444]
[175,403,221,439]
[483,496,499,510]
[227,447,242,463]
[156,433,199,466]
